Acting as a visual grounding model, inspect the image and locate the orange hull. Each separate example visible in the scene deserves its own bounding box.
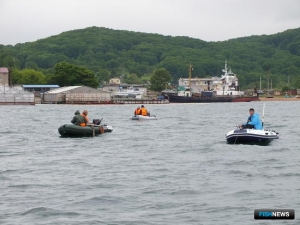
[232,97,260,102]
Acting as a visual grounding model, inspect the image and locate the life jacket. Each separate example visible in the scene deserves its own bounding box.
[140,108,148,116]
[134,109,140,115]
[80,114,89,126]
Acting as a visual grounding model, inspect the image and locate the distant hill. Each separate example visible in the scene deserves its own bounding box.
[1,26,300,89]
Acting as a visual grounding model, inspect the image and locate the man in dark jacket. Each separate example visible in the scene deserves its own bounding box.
[71,110,85,126]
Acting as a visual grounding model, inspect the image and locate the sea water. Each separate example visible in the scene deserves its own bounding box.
[0,102,299,225]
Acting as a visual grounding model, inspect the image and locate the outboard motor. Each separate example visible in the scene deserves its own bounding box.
[93,119,101,125]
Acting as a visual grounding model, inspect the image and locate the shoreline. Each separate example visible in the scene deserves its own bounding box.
[258,97,300,101]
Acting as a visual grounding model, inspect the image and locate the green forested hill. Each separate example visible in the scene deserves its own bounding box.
[0,26,300,89]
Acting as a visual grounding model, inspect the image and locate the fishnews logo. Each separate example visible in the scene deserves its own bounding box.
[254,209,295,220]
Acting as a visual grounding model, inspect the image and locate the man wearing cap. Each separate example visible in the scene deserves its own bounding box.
[240,108,263,130]
[71,110,85,126]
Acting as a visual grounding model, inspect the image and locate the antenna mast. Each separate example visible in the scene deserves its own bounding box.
[188,62,193,89]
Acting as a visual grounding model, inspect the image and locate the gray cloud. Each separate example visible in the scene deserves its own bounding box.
[0,0,299,45]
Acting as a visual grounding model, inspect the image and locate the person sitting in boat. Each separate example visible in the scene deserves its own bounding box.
[139,105,148,116]
[80,110,90,126]
[240,108,263,130]
[134,106,140,115]
[71,110,85,126]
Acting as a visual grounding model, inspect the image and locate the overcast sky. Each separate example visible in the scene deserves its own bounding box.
[1,0,300,45]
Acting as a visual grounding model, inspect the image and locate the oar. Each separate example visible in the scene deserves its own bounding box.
[262,103,265,129]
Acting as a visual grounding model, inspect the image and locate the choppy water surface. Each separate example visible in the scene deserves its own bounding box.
[0,102,299,225]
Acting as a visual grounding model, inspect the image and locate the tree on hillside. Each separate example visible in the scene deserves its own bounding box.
[124,73,143,84]
[149,68,172,92]
[12,68,47,84]
[97,68,110,85]
[49,62,99,88]
[2,26,300,91]
[292,76,300,88]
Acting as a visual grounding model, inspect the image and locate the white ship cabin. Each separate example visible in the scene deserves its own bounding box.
[177,62,244,97]
[213,63,244,96]
[178,78,214,94]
